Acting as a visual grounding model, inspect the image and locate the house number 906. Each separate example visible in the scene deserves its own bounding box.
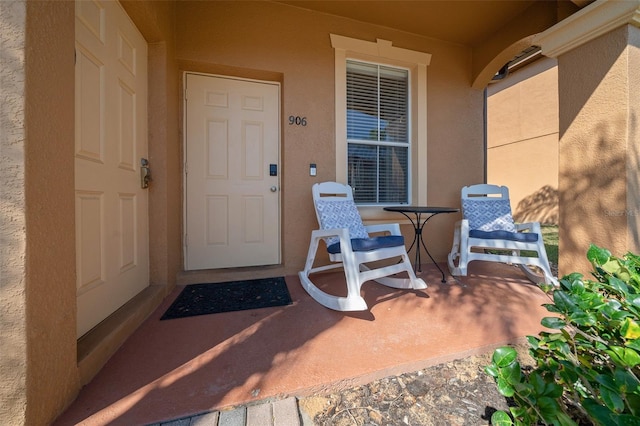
[288,115,307,126]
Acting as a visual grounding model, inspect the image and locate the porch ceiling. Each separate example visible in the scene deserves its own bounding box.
[275,0,538,46]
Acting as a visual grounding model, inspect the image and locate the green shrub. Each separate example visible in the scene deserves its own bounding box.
[485,244,640,425]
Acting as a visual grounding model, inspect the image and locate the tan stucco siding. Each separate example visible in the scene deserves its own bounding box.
[627,25,640,255]
[1,1,28,425]
[24,1,78,425]
[487,57,559,225]
[175,1,484,264]
[1,1,78,425]
[557,25,639,276]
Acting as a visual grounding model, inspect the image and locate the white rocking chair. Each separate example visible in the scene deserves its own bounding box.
[447,184,558,286]
[298,182,427,311]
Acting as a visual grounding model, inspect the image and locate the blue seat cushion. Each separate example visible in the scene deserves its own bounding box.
[469,229,538,243]
[327,235,405,254]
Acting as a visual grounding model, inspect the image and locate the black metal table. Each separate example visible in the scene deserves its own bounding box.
[383,206,459,282]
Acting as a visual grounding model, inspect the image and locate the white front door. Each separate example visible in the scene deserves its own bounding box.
[184,73,281,270]
[75,0,149,337]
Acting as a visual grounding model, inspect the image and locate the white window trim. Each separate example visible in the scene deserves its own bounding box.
[331,34,431,219]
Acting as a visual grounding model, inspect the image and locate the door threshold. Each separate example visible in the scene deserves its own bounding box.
[177,264,290,286]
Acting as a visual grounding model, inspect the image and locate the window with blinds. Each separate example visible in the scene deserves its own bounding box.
[346,60,409,204]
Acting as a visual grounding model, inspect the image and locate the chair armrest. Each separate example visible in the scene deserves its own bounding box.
[311,228,351,239]
[364,223,401,236]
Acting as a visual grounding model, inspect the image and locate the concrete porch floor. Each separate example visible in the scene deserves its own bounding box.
[54,262,553,426]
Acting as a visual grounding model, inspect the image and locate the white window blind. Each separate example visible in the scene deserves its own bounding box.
[346,60,409,204]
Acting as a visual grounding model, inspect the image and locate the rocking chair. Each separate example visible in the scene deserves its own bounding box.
[447,184,558,286]
[298,182,427,311]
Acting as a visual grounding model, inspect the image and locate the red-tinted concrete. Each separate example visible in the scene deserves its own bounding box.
[54,262,553,425]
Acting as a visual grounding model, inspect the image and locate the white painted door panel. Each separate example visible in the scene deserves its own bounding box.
[185,74,280,270]
[75,0,149,337]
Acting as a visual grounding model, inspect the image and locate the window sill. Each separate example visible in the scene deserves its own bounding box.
[358,205,412,225]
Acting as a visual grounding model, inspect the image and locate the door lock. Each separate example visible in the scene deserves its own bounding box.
[141,158,151,189]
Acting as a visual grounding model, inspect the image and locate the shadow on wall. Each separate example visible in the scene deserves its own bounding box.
[513,185,558,225]
[560,115,639,261]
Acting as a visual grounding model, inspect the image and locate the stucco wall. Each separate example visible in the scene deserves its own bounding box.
[175,1,484,265]
[24,1,78,424]
[1,1,28,424]
[487,57,559,225]
[558,24,640,276]
[0,2,78,426]
[627,25,640,255]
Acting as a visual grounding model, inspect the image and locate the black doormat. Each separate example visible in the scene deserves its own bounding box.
[160,277,292,320]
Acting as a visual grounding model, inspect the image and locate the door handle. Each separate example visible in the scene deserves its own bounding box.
[141,158,151,189]
[270,186,278,192]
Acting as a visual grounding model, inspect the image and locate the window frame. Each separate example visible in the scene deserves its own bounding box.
[331,34,431,219]
[346,59,411,205]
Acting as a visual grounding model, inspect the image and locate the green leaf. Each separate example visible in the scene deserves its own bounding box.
[541,316,566,329]
[583,398,615,425]
[611,309,632,321]
[569,279,586,294]
[608,275,630,295]
[497,377,515,397]
[626,394,640,416]
[602,259,623,276]
[622,318,640,339]
[544,381,563,399]
[526,335,540,349]
[555,412,579,426]
[498,361,521,385]
[544,303,562,314]
[490,410,513,426]
[509,406,528,420]
[558,363,580,385]
[529,371,546,395]
[568,311,597,327]
[537,396,563,424]
[562,272,584,286]
[595,373,618,391]
[588,244,611,266]
[553,291,578,313]
[606,346,640,368]
[492,347,518,367]
[485,364,499,378]
[627,338,640,351]
[513,381,532,397]
[616,414,640,426]
[613,368,640,392]
[600,386,625,413]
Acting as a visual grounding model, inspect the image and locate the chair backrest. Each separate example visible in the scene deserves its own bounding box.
[460,184,516,232]
[312,182,369,246]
